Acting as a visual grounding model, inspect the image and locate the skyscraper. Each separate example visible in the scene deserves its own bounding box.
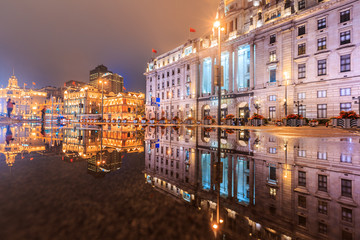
[89,65,124,94]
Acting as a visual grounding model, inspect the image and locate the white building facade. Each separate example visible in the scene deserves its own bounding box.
[145,0,360,122]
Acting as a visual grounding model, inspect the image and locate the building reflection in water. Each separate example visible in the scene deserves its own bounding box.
[62,124,144,177]
[144,126,360,240]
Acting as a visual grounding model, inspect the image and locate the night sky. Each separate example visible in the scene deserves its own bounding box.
[0,0,219,92]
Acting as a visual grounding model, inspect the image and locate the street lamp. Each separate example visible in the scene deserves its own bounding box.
[294,100,303,116]
[352,96,360,115]
[214,20,222,126]
[99,79,107,121]
[213,19,223,229]
[254,100,260,114]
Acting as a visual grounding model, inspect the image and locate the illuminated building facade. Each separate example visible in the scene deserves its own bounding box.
[63,85,102,118]
[145,0,360,121]
[103,92,145,121]
[0,74,47,119]
[89,65,124,94]
[63,84,145,121]
[144,126,360,239]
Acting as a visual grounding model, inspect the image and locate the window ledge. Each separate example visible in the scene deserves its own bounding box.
[337,196,357,207]
[314,191,332,200]
[294,187,310,195]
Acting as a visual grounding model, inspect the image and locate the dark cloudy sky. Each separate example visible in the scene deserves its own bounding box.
[0,0,219,92]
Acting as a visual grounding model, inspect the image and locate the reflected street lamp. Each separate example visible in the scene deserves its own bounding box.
[99,79,107,120]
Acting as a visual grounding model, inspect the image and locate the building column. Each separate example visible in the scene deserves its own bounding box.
[234,47,238,93]
[211,56,216,95]
[229,49,234,93]
[199,61,203,97]
[250,43,255,90]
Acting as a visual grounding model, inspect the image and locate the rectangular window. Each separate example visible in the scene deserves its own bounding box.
[269,106,276,119]
[269,95,277,101]
[269,50,276,62]
[317,152,327,160]
[318,175,328,192]
[177,89,180,98]
[269,166,276,181]
[298,25,306,36]
[340,103,351,112]
[317,90,327,98]
[298,150,306,157]
[298,43,306,55]
[269,69,276,83]
[317,37,327,51]
[298,0,305,10]
[298,64,306,79]
[177,78,180,85]
[341,179,352,197]
[340,31,351,45]
[340,154,352,163]
[317,18,326,30]
[298,216,306,227]
[340,10,350,23]
[342,207,352,222]
[298,92,306,99]
[269,147,277,154]
[318,222,327,235]
[270,34,276,44]
[317,104,327,118]
[318,59,327,76]
[340,88,351,96]
[298,171,306,187]
[318,201,328,214]
[298,195,306,208]
[340,54,351,72]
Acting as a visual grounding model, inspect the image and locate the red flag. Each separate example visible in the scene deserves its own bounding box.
[72,81,76,86]
[123,86,126,91]
[32,82,36,86]
[190,28,196,33]
[24,83,27,86]
[152,49,157,53]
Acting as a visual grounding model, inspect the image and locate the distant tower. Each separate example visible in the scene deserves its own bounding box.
[89,64,124,94]
[7,74,19,89]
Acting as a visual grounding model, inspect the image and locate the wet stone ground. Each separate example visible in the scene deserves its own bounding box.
[0,152,213,240]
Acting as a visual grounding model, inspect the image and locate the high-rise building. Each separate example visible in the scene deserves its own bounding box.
[89,65,124,94]
[145,0,360,122]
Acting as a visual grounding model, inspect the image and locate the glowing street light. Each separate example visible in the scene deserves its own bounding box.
[99,79,108,120]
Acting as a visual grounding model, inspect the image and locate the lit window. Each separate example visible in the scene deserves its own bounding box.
[269,50,276,62]
[340,88,351,96]
[317,18,326,30]
[317,90,327,98]
[298,64,306,79]
[340,103,351,112]
[340,54,351,72]
[298,43,306,55]
[317,37,327,51]
[340,31,351,45]
[318,59,327,76]
[340,10,350,23]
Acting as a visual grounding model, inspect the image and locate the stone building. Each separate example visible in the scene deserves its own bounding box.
[0,74,47,119]
[145,0,360,122]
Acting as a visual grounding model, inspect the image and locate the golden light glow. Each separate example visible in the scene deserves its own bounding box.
[213,21,220,28]
[219,219,224,223]
[212,224,218,229]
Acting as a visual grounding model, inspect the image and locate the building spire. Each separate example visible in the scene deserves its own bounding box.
[12,67,15,76]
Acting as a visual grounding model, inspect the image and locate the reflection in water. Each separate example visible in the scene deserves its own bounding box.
[144,126,360,240]
[0,124,144,177]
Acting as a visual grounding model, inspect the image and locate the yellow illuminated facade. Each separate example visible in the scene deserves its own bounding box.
[0,75,47,119]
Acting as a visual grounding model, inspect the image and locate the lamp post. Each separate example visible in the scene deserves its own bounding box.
[352,96,360,115]
[213,19,222,229]
[254,100,260,114]
[294,100,303,116]
[99,79,107,121]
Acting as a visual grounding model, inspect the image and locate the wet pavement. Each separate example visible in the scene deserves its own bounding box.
[0,123,359,240]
